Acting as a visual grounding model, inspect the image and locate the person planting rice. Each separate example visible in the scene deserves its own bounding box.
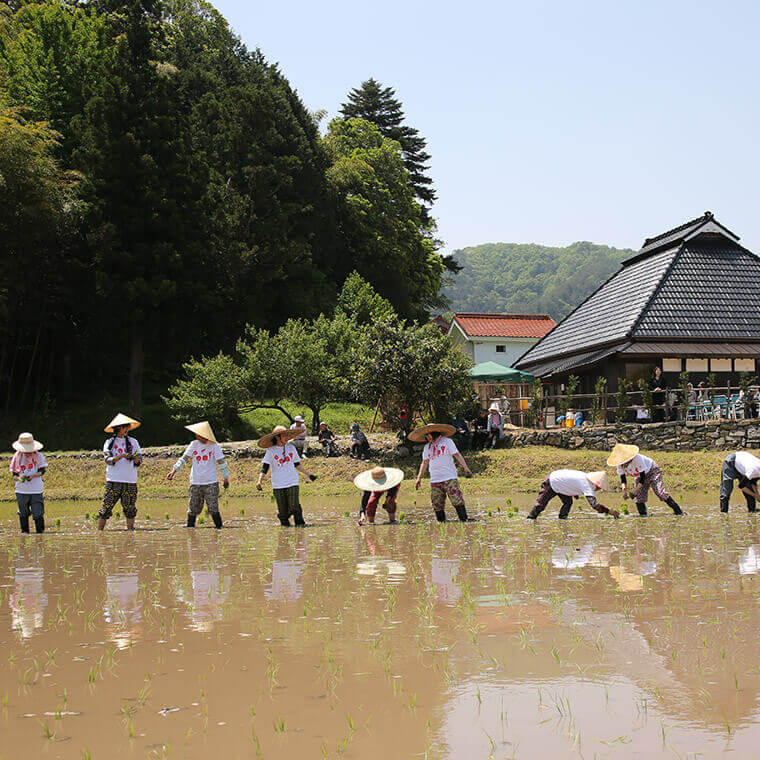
[411,423,473,522]
[167,421,229,529]
[98,414,143,531]
[10,432,47,534]
[354,465,404,525]
[719,450,760,513]
[527,469,619,520]
[256,425,317,526]
[607,443,684,516]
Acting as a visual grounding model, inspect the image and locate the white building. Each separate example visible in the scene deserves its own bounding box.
[448,312,556,368]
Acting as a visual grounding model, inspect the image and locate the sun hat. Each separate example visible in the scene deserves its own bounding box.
[12,432,43,453]
[294,415,305,423]
[104,413,141,433]
[258,425,301,449]
[606,443,639,467]
[353,466,404,493]
[586,471,610,491]
[185,421,217,443]
[408,423,456,443]
[488,402,501,412]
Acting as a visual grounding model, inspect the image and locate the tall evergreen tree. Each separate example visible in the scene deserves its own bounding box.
[340,78,435,209]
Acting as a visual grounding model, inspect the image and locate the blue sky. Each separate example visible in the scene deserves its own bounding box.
[214,0,760,254]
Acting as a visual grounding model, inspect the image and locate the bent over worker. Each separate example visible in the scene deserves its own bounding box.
[528,470,619,520]
[720,451,760,513]
[607,443,684,516]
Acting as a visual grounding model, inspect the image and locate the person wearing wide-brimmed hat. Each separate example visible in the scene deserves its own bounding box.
[167,421,229,529]
[354,466,404,525]
[607,443,683,516]
[98,413,143,531]
[412,423,473,522]
[10,433,47,534]
[718,450,760,513]
[527,470,619,520]
[486,402,504,449]
[257,425,317,526]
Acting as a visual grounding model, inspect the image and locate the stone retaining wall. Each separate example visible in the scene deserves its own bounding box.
[502,419,760,452]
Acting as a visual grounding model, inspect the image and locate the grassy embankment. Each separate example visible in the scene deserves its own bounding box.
[0,446,727,506]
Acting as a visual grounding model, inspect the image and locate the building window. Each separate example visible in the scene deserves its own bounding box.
[495,345,506,353]
[710,358,731,372]
[685,358,708,372]
[662,358,682,373]
[735,358,756,373]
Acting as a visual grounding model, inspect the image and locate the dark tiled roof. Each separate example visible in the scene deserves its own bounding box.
[521,344,627,377]
[515,246,677,367]
[638,212,713,255]
[633,241,760,339]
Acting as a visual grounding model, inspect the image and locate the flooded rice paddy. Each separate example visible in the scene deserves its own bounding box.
[3,495,760,758]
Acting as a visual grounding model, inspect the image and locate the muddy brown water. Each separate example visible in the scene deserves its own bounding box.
[3,494,760,758]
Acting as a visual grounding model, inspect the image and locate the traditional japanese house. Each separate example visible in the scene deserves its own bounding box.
[515,212,760,393]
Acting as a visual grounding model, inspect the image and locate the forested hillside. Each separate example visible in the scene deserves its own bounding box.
[441,241,635,320]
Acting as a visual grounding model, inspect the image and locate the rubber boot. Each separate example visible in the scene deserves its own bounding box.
[434,509,446,522]
[665,497,683,515]
[126,518,135,531]
[211,511,223,529]
[34,516,45,534]
[454,505,469,522]
[746,494,757,513]
[279,517,291,526]
[720,497,730,513]
[186,513,196,527]
[97,517,107,531]
[19,514,30,534]
[636,502,648,516]
[293,509,306,527]
[526,507,540,520]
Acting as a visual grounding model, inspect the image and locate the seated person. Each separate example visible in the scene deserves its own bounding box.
[471,409,488,450]
[289,415,309,456]
[350,423,371,460]
[486,403,504,448]
[451,413,471,451]
[317,422,339,457]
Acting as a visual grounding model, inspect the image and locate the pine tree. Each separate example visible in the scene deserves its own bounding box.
[340,78,435,208]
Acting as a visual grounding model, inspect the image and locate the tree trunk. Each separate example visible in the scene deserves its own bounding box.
[309,405,321,434]
[129,331,144,417]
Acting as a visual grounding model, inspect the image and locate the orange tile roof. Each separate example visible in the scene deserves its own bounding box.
[453,312,556,338]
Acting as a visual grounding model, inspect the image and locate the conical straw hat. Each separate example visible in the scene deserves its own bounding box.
[408,423,456,443]
[104,413,141,433]
[258,425,301,449]
[12,432,43,452]
[185,421,217,443]
[586,471,610,491]
[353,466,404,492]
[606,443,639,467]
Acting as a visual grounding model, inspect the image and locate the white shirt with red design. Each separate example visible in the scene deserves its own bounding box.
[615,453,655,479]
[104,437,141,484]
[422,437,459,484]
[262,444,301,489]
[14,452,47,495]
[182,441,225,485]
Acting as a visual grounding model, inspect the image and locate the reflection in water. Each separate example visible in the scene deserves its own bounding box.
[431,558,460,603]
[9,565,47,639]
[104,572,142,649]
[4,502,760,759]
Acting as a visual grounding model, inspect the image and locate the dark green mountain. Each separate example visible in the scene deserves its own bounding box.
[441,241,635,321]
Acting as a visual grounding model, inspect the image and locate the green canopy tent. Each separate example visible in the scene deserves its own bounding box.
[468,361,534,382]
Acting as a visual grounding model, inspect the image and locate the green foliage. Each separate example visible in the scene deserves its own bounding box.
[637,377,655,421]
[336,271,395,325]
[615,378,630,423]
[679,370,690,413]
[706,372,716,403]
[340,77,435,209]
[559,375,579,415]
[353,321,473,435]
[590,376,607,424]
[527,379,544,427]
[739,372,757,416]
[441,242,634,320]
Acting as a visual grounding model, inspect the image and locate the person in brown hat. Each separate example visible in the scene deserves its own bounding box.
[607,444,683,516]
[167,421,229,529]
[411,423,473,522]
[354,466,404,525]
[256,426,317,526]
[98,414,143,531]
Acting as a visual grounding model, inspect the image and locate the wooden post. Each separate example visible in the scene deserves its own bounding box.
[369,398,382,433]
